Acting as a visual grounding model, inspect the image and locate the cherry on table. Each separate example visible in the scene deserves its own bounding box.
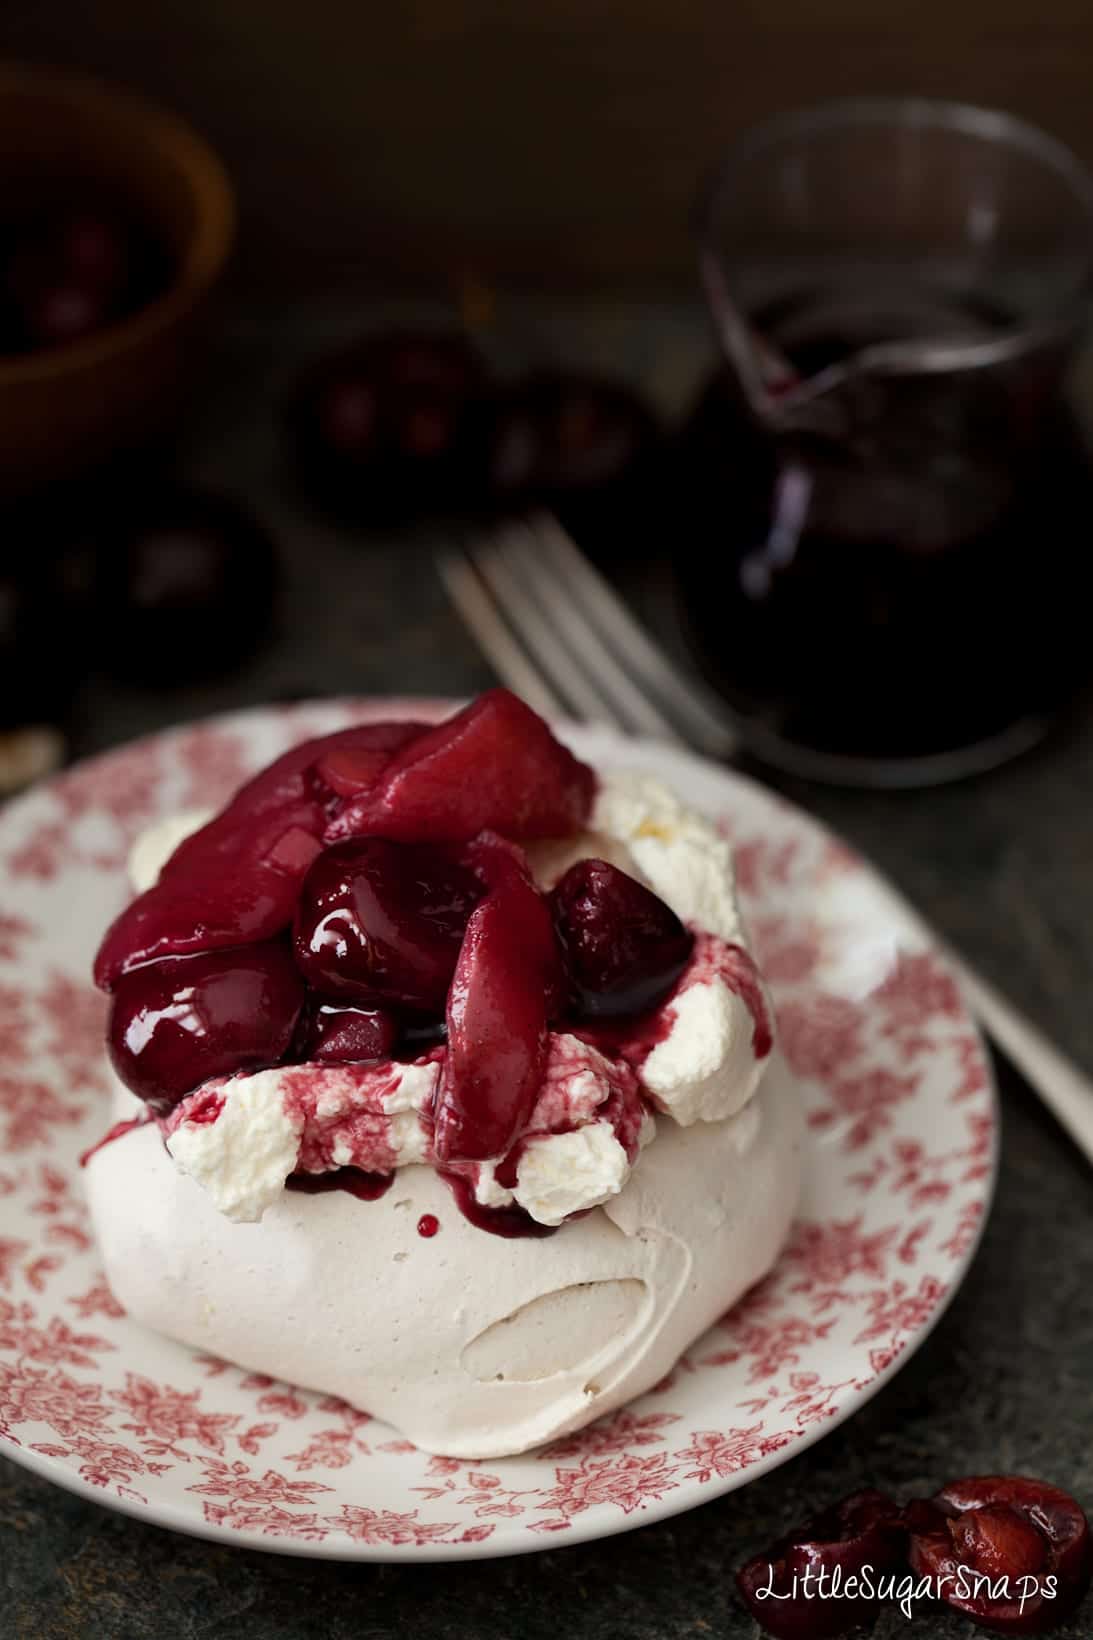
[482,372,663,551]
[736,1489,905,1639]
[92,484,279,683]
[551,858,693,1020]
[907,1475,1093,1632]
[107,942,305,1115]
[284,329,488,525]
[293,837,482,1014]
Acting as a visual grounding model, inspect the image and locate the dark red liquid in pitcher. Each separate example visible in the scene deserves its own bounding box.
[674,293,1093,772]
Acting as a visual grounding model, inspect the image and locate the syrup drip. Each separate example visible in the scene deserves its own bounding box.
[286,1167,393,1201]
[79,1114,152,1168]
[440,1171,557,1238]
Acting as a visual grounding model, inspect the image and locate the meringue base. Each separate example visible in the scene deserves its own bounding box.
[85,1056,802,1459]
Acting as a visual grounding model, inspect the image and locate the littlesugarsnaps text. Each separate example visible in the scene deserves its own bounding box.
[752,1562,1059,1622]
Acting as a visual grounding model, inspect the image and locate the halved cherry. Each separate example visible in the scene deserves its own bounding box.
[293,837,482,1013]
[107,943,304,1116]
[907,1476,1092,1633]
[550,858,693,1019]
[432,833,561,1163]
[736,1490,905,1640]
[293,1001,398,1064]
[94,721,425,989]
[325,689,596,844]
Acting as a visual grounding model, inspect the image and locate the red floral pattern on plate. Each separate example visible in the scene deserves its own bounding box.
[0,702,997,1559]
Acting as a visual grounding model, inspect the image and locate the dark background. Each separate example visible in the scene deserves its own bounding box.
[6,0,1093,295]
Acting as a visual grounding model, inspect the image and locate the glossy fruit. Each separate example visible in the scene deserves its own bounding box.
[736,1489,905,1639]
[433,834,561,1163]
[551,858,693,1019]
[907,1476,1093,1632]
[285,330,487,525]
[327,688,597,843]
[107,943,304,1115]
[294,1001,398,1064]
[293,837,482,1013]
[94,722,425,988]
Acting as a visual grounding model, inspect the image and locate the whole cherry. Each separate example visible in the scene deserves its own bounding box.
[108,943,305,1115]
[293,837,482,1014]
[550,858,693,1019]
[285,330,488,524]
[482,372,663,553]
[92,484,279,682]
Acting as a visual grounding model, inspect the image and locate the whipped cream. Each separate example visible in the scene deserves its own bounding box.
[126,770,772,1229]
[589,772,744,943]
[166,1032,652,1227]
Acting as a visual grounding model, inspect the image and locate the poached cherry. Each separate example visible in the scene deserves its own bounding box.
[736,1489,905,1639]
[293,837,482,1014]
[108,943,304,1116]
[907,1476,1093,1632]
[550,858,693,1019]
[294,1001,398,1064]
[433,833,560,1163]
[327,687,597,844]
[94,720,426,989]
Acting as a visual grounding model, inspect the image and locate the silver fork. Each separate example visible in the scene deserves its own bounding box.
[437,512,1093,1167]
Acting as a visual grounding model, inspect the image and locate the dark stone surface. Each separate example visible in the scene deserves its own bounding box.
[4,306,1093,1638]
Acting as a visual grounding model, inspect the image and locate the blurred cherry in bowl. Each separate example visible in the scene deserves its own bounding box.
[0,65,234,497]
[3,197,172,356]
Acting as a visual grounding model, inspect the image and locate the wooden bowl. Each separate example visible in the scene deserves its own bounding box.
[0,64,235,495]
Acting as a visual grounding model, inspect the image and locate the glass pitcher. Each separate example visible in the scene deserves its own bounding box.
[674,99,1093,786]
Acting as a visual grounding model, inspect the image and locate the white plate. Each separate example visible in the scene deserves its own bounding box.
[0,700,996,1560]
